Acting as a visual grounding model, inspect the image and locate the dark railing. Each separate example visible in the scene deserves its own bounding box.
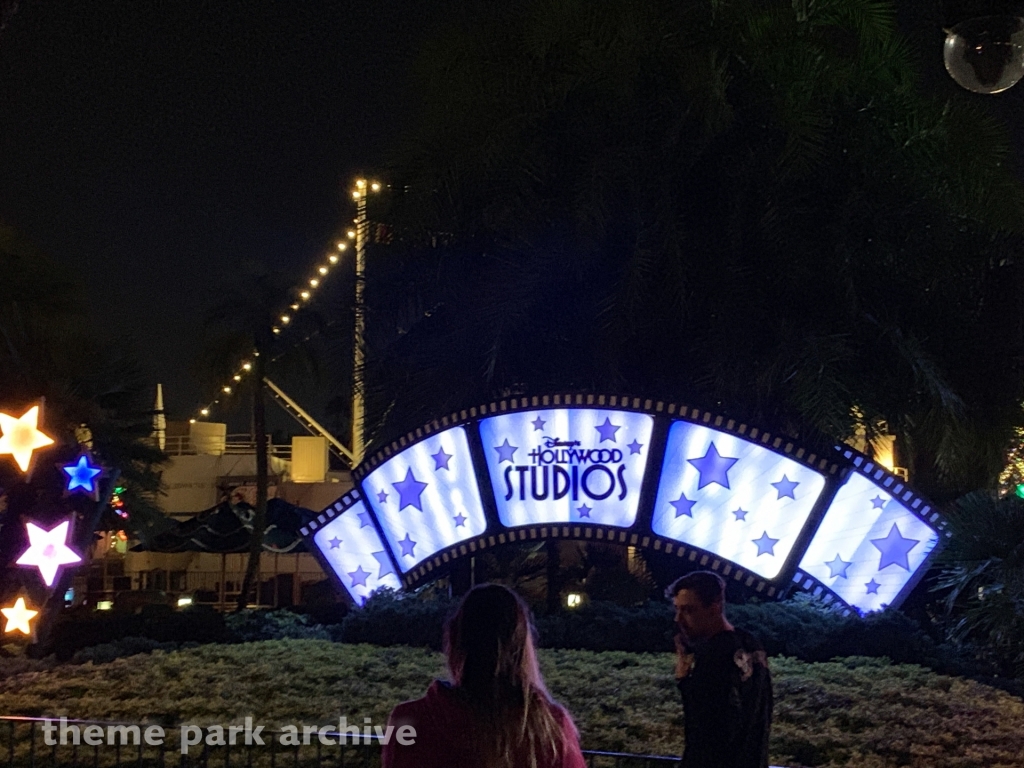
[0,718,682,768]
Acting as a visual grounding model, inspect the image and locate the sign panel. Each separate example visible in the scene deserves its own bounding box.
[479,409,654,528]
[798,472,940,613]
[312,499,402,604]
[652,422,827,579]
[363,426,488,572]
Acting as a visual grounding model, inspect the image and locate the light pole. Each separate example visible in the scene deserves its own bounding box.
[350,179,381,465]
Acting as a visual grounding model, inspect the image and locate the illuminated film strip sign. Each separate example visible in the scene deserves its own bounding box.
[301,395,947,613]
[302,490,402,604]
[796,449,944,614]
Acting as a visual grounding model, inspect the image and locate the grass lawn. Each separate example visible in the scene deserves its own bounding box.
[1,641,1022,767]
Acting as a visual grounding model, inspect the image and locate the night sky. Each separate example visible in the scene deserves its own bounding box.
[0,0,429,418]
[2,1,1024,424]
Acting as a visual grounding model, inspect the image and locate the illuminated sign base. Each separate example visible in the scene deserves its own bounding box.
[301,394,947,615]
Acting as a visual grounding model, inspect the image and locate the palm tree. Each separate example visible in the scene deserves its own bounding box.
[198,263,323,609]
[934,491,1024,675]
[362,0,1024,502]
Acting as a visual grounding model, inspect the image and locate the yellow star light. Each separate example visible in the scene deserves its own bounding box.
[0,405,55,473]
[1,597,38,635]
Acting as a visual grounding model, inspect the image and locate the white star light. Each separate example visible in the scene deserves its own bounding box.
[1,597,39,635]
[15,520,82,587]
[0,404,55,473]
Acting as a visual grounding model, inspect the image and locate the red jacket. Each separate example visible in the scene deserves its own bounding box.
[382,680,588,768]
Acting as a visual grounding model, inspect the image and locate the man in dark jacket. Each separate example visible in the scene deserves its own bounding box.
[668,571,773,768]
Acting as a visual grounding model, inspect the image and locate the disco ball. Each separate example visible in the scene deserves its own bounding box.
[944,15,1024,94]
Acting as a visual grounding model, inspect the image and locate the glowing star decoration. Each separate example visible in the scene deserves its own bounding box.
[364,426,487,572]
[0,404,55,473]
[652,421,826,579]
[62,453,103,499]
[15,519,82,587]
[798,471,940,614]
[1,597,38,635]
[479,409,655,529]
[311,498,401,604]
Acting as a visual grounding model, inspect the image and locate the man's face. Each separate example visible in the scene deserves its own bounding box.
[673,588,722,642]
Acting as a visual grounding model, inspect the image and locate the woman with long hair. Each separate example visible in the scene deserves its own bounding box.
[381,583,587,768]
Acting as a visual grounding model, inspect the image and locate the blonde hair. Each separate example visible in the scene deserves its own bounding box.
[444,584,566,768]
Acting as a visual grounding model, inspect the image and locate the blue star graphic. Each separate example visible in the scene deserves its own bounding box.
[63,455,102,494]
[398,533,417,558]
[866,579,881,595]
[328,537,342,549]
[752,531,779,556]
[870,523,920,572]
[871,496,887,510]
[531,416,546,431]
[348,565,370,588]
[453,513,467,527]
[732,508,748,521]
[357,512,372,529]
[771,475,799,500]
[595,418,621,442]
[494,438,518,463]
[372,550,396,579]
[627,440,643,455]
[393,468,428,511]
[377,490,388,504]
[825,554,852,579]
[688,442,739,490]
[670,493,696,518]
[431,446,452,471]
[577,504,592,519]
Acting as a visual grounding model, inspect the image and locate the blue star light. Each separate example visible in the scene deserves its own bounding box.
[870,523,920,571]
[63,455,102,495]
[688,442,739,490]
[825,554,852,579]
[357,512,372,529]
[398,533,417,558]
[771,475,799,500]
[494,438,518,463]
[531,416,546,431]
[453,513,467,527]
[871,495,887,510]
[628,440,643,455]
[595,418,621,443]
[732,508,748,521]
[865,579,881,595]
[349,565,370,588]
[393,468,428,511]
[577,504,592,519]
[372,550,396,579]
[752,531,779,556]
[431,446,452,471]
[670,493,696,518]
[328,537,342,549]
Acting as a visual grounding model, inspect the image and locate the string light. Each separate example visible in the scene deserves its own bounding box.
[192,177,383,422]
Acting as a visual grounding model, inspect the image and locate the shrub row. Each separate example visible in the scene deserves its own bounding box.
[44,592,1012,691]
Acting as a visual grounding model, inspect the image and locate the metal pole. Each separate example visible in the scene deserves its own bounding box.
[352,184,368,465]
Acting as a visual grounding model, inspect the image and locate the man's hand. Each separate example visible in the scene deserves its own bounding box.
[674,633,695,680]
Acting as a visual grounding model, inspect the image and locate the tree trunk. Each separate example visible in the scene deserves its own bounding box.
[545,539,561,614]
[237,354,268,610]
